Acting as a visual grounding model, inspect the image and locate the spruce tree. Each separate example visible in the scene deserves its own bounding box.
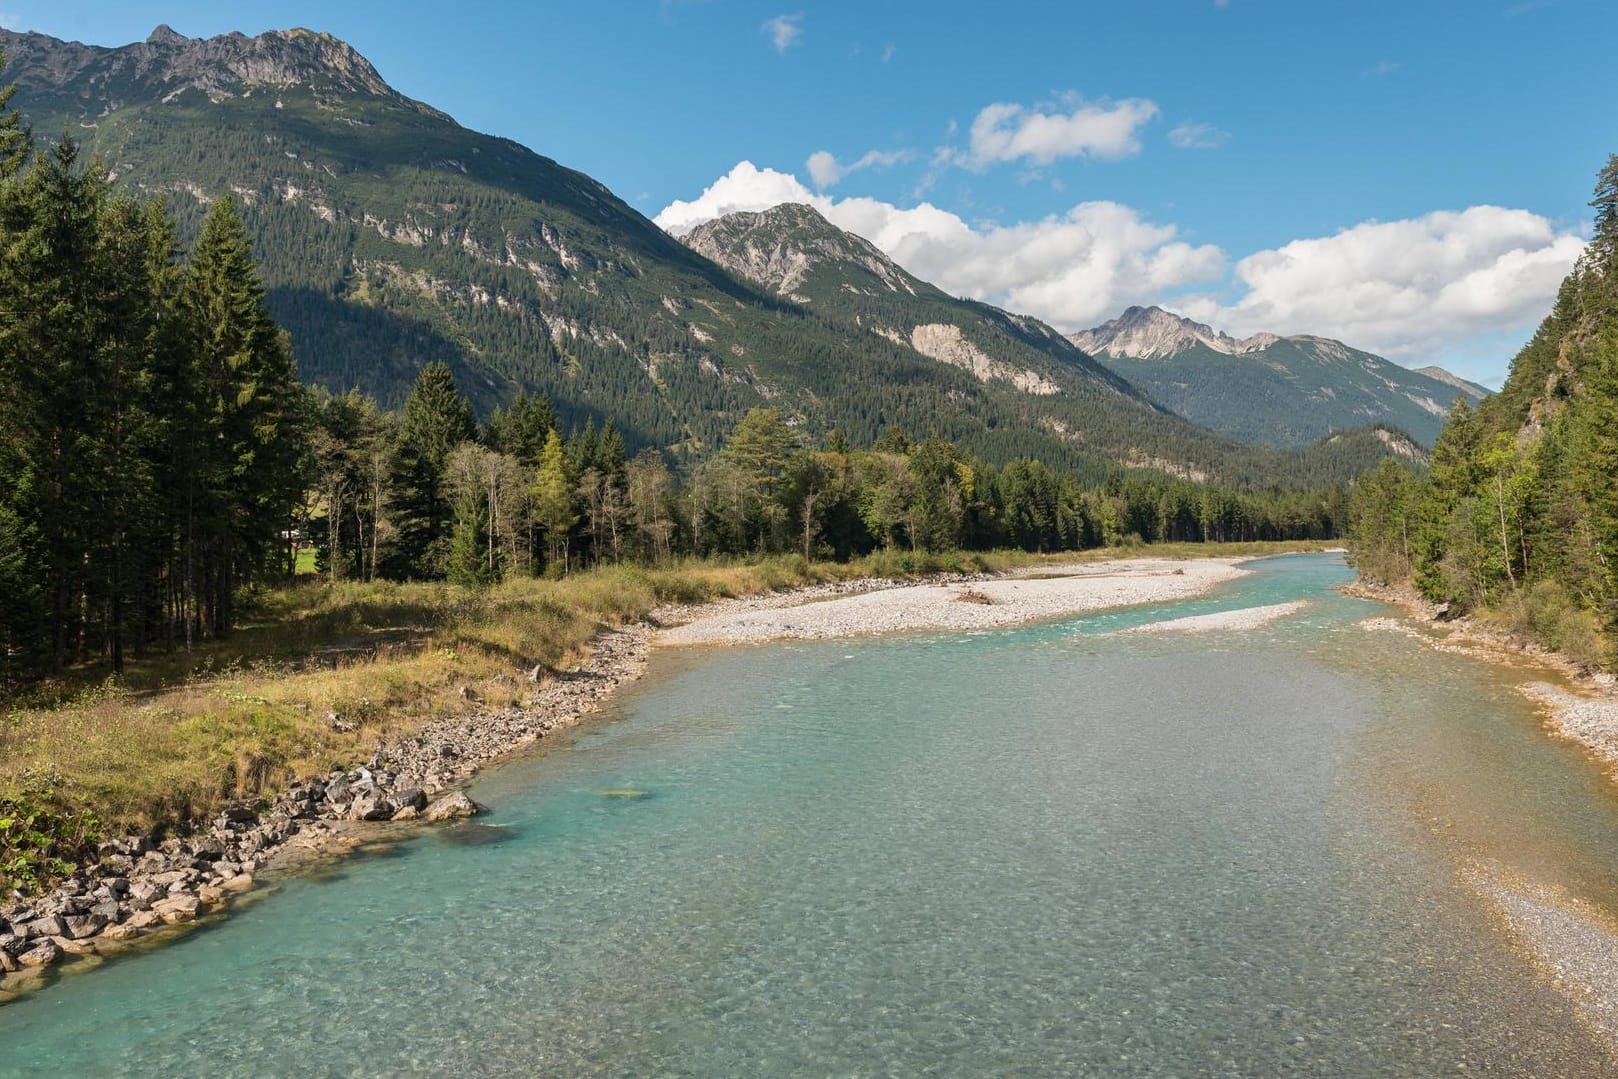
[0,51,28,180]
[177,195,305,637]
[386,361,475,578]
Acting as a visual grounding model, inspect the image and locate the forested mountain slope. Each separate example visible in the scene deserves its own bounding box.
[1074,305,1488,448]
[1347,157,1618,668]
[1,25,1403,487]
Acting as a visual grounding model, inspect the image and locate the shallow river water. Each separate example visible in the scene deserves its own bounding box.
[6,554,1618,1075]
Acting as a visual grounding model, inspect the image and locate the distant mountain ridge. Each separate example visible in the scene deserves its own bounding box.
[1071,305,1283,359]
[1071,305,1488,448]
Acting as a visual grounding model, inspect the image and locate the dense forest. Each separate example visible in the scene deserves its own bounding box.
[0,81,304,687]
[1347,157,1618,670]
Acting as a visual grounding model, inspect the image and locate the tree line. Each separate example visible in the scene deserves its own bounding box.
[310,370,1345,591]
[1346,155,1618,670]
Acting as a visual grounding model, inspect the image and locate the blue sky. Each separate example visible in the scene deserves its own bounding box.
[4,1,1613,384]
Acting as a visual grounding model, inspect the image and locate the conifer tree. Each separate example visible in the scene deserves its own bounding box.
[386,361,475,578]
[177,195,305,637]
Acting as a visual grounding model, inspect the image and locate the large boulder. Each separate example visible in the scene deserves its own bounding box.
[348,790,393,821]
[423,792,485,822]
[17,939,61,967]
[152,894,200,925]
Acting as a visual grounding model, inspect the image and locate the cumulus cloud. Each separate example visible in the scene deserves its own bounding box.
[805,148,912,189]
[1179,206,1585,360]
[963,94,1160,167]
[1167,121,1229,150]
[654,161,1223,328]
[762,13,803,53]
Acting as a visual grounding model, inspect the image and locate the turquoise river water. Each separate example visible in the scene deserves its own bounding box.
[6,554,1618,1075]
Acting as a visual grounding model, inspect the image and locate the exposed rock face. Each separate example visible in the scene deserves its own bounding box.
[909,323,1060,396]
[1413,365,1491,401]
[0,24,440,113]
[1070,305,1274,359]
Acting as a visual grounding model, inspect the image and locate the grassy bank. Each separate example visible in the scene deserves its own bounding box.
[1,541,1328,890]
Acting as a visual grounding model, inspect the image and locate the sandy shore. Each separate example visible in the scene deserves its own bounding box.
[657,558,1249,645]
[1117,600,1309,635]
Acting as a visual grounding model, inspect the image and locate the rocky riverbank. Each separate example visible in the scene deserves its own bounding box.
[1346,579,1618,775]
[0,623,653,998]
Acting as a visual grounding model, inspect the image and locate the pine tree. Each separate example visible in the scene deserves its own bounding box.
[177,195,305,637]
[1590,154,1618,271]
[385,361,475,578]
[487,389,555,467]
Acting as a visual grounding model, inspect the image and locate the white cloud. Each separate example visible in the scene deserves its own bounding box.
[654,161,819,235]
[963,94,1159,167]
[761,13,803,53]
[881,44,896,63]
[806,147,912,189]
[1167,121,1230,150]
[654,161,1223,328]
[1363,60,1404,77]
[0,13,22,29]
[1179,206,1585,361]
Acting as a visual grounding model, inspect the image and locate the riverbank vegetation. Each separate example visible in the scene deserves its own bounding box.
[1346,156,1618,672]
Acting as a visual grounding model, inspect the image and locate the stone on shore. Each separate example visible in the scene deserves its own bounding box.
[152,894,201,925]
[423,792,484,822]
[18,940,62,968]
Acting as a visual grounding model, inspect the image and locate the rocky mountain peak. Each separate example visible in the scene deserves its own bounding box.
[1071,305,1249,359]
[0,24,442,118]
[682,202,922,299]
[146,25,188,47]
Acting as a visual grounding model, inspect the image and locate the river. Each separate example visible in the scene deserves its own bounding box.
[4,553,1618,1075]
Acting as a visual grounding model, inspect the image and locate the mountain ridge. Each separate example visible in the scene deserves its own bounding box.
[1071,305,1487,447]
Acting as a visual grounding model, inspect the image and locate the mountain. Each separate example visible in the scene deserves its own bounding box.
[1072,306,1488,448]
[1413,366,1492,400]
[0,26,1405,488]
[682,204,1148,405]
